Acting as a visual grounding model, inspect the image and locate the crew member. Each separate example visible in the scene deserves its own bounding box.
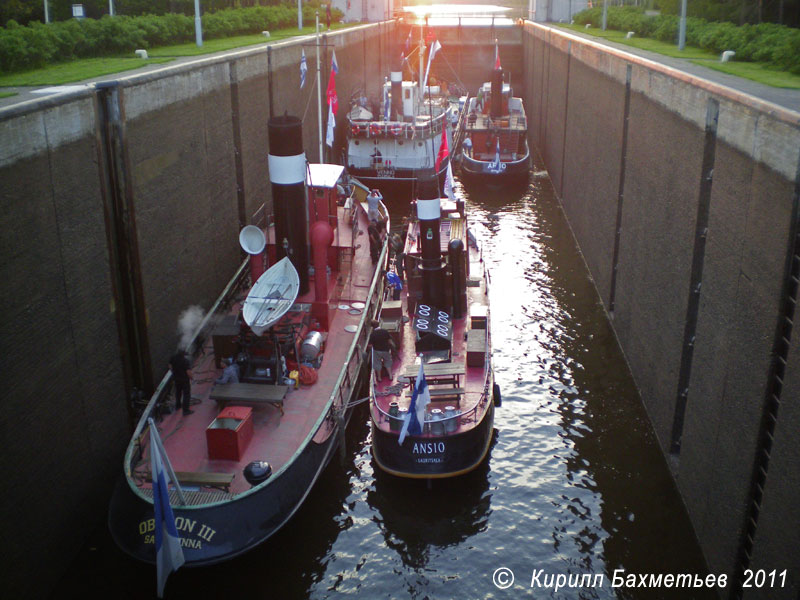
[367,320,396,382]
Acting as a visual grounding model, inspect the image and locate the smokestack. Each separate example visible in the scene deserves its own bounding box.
[490,67,503,119]
[416,175,444,309]
[268,114,309,295]
[391,71,403,120]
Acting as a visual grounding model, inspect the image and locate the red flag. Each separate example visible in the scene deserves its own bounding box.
[434,126,449,173]
[326,50,339,115]
[494,43,501,70]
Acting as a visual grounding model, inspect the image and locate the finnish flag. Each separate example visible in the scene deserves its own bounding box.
[398,362,431,445]
[150,424,185,597]
[300,49,307,89]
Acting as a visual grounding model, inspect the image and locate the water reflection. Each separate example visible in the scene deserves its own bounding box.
[366,433,497,569]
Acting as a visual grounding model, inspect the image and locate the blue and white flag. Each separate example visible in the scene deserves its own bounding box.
[444,160,455,201]
[150,425,185,597]
[300,48,307,89]
[326,102,335,147]
[383,83,390,120]
[398,362,431,445]
[422,39,441,94]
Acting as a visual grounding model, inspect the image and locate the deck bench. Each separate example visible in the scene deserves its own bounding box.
[147,471,235,493]
[210,382,288,415]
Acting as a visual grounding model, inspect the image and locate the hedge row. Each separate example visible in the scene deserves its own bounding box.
[573,6,800,74]
[0,2,339,73]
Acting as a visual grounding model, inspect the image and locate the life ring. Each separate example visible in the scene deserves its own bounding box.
[390,123,403,136]
[369,123,382,136]
[351,124,361,136]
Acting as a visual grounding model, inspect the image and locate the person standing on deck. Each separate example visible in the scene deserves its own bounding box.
[367,188,382,223]
[390,232,405,279]
[368,320,396,382]
[169,350,194,416]
[463,134,473,158]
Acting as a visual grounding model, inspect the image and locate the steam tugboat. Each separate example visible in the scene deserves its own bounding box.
[344,30,463,192]
[369,175,498,478]
[460,42,529,181]
[108,115,389,566]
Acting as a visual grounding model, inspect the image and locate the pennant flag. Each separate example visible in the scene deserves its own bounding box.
[326,102,335,147]
[494,41,501,70]
[383,83,390,120]
[444,160,455,201]
[404,30,412,55]
[398,362,431,445]
[150,425,185,597]
[300,49,307,88]
[422,39,442,94]
[326,50,339,115]
[434,125,449,173]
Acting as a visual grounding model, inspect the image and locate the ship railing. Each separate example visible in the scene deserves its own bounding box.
[124,257,250,479]
[372,392,486,435]
[349,111,447,140]
[328,203,389,415]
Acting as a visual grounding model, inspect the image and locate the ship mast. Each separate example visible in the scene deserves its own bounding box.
[316,13,323,162]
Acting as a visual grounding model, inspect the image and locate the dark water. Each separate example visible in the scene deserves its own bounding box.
[60,162,713,599]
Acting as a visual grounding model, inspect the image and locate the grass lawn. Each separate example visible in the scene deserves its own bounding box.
[0,91,17,98]
[556,24,800,89]
[0,23,353,87]
[148,24,347,57]
[0,57,174,87]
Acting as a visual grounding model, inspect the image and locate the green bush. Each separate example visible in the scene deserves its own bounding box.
[0,3,314,72]
[572,6,800,74]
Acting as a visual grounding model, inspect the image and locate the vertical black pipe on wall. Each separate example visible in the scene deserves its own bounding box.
[609,64,633,315]
[669,98,720,455]
[558,41,572,196]
[267,45,274,119]
[732,151,800,597]
[95,81,154,396]
[229,61,247,230]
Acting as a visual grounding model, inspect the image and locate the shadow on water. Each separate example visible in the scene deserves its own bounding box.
[366,432,498,570]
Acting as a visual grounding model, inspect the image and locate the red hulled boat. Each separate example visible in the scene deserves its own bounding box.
[109,115,388,566]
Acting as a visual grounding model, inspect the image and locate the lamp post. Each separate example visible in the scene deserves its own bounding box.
[298,0,303,30]
[43,0,49,24]
[678,0,687,50]
[602,0,608,30]
[194,0,203,47]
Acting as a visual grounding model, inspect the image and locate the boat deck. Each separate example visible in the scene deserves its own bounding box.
[132,203,381,497]
[371,220,491,437]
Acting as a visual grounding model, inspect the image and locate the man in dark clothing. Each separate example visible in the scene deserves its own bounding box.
[367,319,396,381]
[169,351,194,416]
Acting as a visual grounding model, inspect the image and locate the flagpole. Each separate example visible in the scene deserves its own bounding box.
[316,13,323,163]
[148,418,187,506]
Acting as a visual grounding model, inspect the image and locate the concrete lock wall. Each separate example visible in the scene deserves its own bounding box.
[0,23,391,598]
[523,22,800,597]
